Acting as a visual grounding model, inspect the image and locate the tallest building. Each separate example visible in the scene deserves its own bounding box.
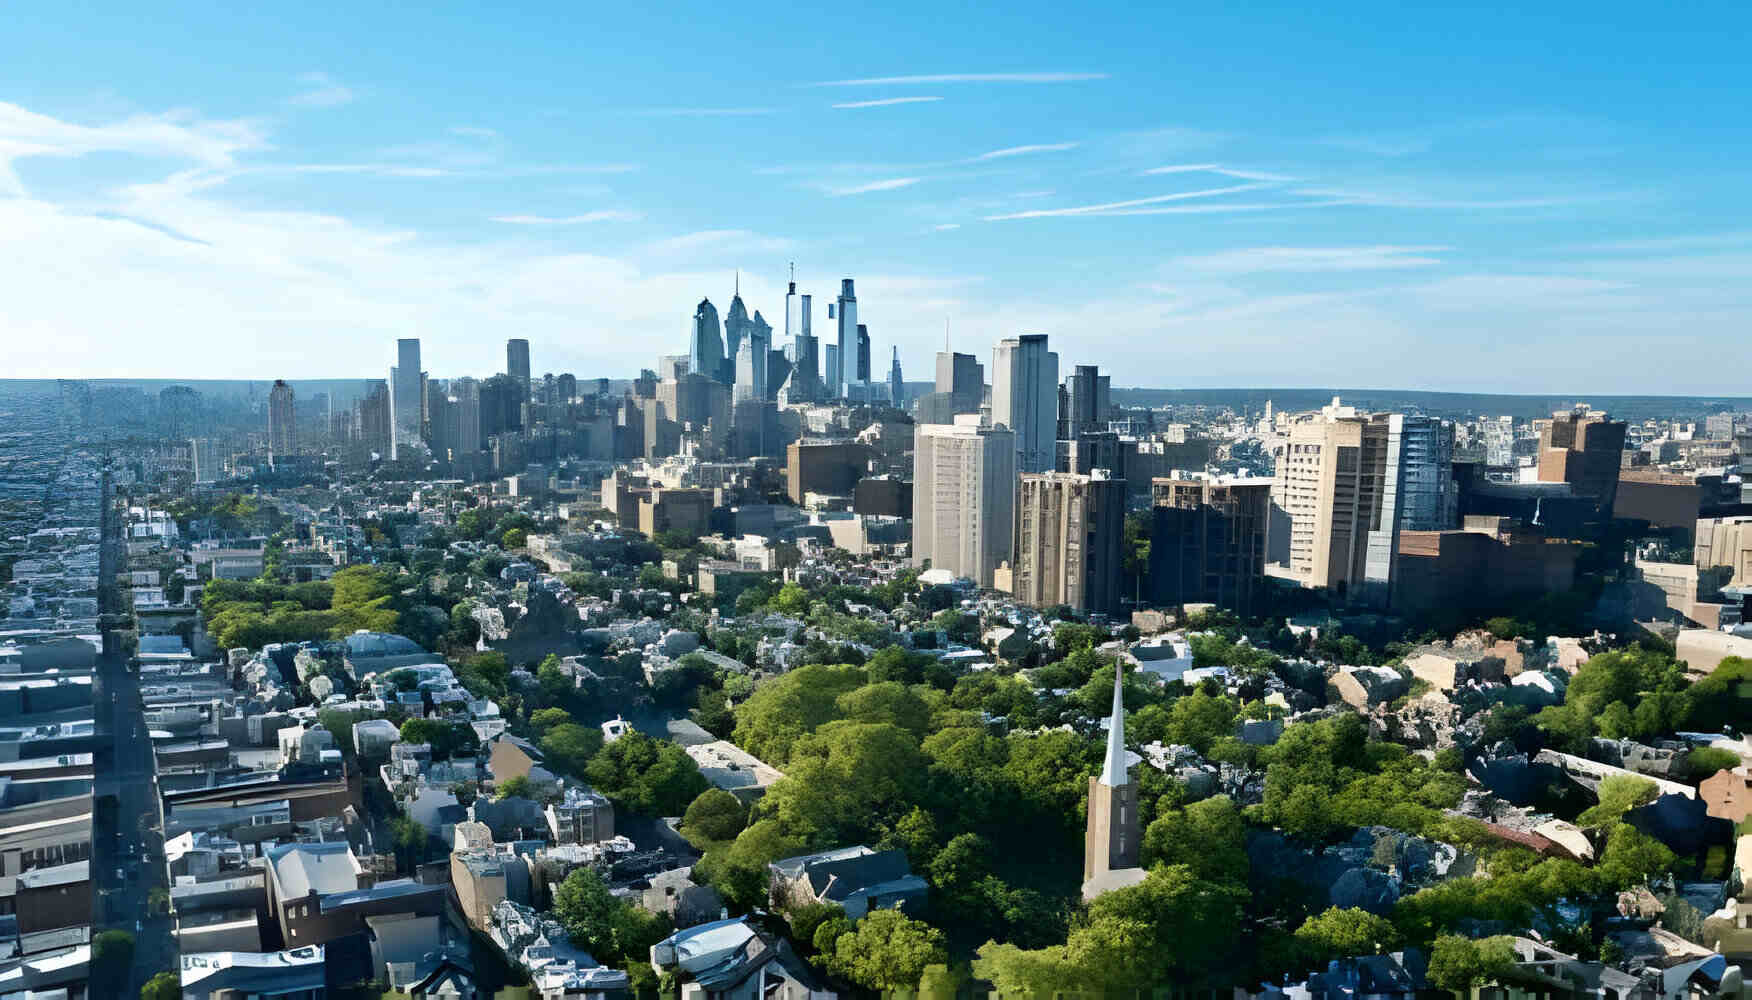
[993,334,1059,473]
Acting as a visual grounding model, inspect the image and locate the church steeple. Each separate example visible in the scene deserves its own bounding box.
[1099,666,1129,787]
[1084,664,1144,900]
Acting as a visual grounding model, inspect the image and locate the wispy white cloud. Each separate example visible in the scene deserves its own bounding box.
[828,177,922,196]
[1169,245,1450,274]
[1140,163,1220,175]
[974,142,1078,160]
[932,223,961,231]
[832,96,944,109]
[287,72,355,108]
[1141,163,1294,182]
[449,126,498,138]
[490,210,642,225]
[632,107,779,117]
[811,72,1108,87]
[984,183,1270,220]
[1291,186,1595,210]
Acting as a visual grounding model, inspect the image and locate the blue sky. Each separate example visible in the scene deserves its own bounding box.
[3,1,1750,392]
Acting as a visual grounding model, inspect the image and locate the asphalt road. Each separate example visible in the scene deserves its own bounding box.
[90,468,177,1000]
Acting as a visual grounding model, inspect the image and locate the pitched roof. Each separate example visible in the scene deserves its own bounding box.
[266,841,359,898]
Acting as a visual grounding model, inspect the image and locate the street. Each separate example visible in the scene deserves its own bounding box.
[89,467,177,1000]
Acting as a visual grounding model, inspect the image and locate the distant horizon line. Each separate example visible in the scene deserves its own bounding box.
[6,377,1752,405]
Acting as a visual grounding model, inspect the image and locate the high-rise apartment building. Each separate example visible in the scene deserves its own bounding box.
[479,374,524,439]
[389,338,423,460]
[734,310,771,403]
[267,379,295,458]
[830,279,857,397]
[1537,408,1628,518]
[1149,475,1272,618]
[358,379,392,458]
[451,377,481,456]
[1270,401,1377,595]
[690,299,725,386]
[506,338,531,399]
[992,334,1059,473]
[913,416,1016,588]
[1013,470,1126,614]
[189,437,224,483]
[935,351,984,414]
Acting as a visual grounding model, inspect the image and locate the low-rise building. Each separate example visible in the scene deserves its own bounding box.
[767,846,927,920]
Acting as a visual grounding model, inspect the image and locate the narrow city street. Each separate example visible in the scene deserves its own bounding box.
[89,467,176,1000]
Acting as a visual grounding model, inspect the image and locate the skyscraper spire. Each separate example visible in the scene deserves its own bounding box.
[1099,667,1128,787]
[735,269,740,297]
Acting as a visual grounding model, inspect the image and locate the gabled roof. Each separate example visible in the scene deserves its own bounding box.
[265,841,358,898]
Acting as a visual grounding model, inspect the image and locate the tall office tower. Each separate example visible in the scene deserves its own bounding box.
[267,379,296,458]
[507,338,531,399]
[912,416,1016,588]
[1013,470,1126,614]
[1149,475,1273,618]
[724,276,752,367]
[1083,668,1142,901]
[1360,414,1458,606]
[358,379,392,457]
[690,299,726,385]
[189,437,223,483]
[824,345,840,397]
[855,324,871,385]
[935,351,984,414]
[1060,364,1111,438]
[888,347,904,405]
[479,374,524,439]
[556,373,577,403]
[992,334,1060,473]
[830,278,857,397]
[451,377,481,456]
[1538,408,1628,518]
[426,383,454,460]
[390,338,423,460]
[1270,401,1378,595]
[746,311,773,401]
[784,267,819,402]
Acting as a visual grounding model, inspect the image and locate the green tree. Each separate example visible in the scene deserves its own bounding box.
[90,930,135,996]
[827,909,950,991]
[496,775,535,801]
[1576,775,1658,828]
[540,723,605,778]
[770,581,812,615]
[140,970,181,1000]
[1142,796,1247,883]
[1426,934,1517,996]
[1681,746,1741,780]
[836,681,932,738]
[731,663,866,765]
[553,868,620,959]
[763,721,925,846]
[680,788,747,846]
[529,707,571,733]
[1294,907,1400,962]
[787,902,846,956]
[501,527,528,549]
[584,731,708,817]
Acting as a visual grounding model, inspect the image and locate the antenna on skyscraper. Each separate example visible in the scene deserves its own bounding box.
[944,317,950,352]
[734,269,740,296]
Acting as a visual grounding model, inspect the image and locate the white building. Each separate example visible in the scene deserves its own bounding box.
[913,416,1016,589]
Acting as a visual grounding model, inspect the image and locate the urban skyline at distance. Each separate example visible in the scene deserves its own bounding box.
[4,2,1751,390]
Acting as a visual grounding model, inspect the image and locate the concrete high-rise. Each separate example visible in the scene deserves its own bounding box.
[1059,364,1111,439]
[690,299,725,386]
[1269,400,1378,595]
[358,379,392,458]
[824,344,840,397]
[451,377,481,456]
[390,338,423,460]
[1013,470,1126,614]
[735,308,772,403]
[267,379,295,459]
[506,339,531,398]
[992,334,1059,473]
[1083,668,1143,901]
[935,351,984,415]
[1538,408,1628,518]
[1149,475,1273,618]
[913,416,1016,588]
[830,278,857,397]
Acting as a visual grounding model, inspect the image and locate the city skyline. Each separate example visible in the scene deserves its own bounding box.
[3,3,1752,390]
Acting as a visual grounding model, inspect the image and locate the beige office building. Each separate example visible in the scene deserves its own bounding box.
[1269,402,1382,595]
[1014,470,1126,614]
[913,416,1015,588]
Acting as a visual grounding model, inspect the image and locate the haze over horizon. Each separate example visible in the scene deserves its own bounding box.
[4,2,1750,391]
